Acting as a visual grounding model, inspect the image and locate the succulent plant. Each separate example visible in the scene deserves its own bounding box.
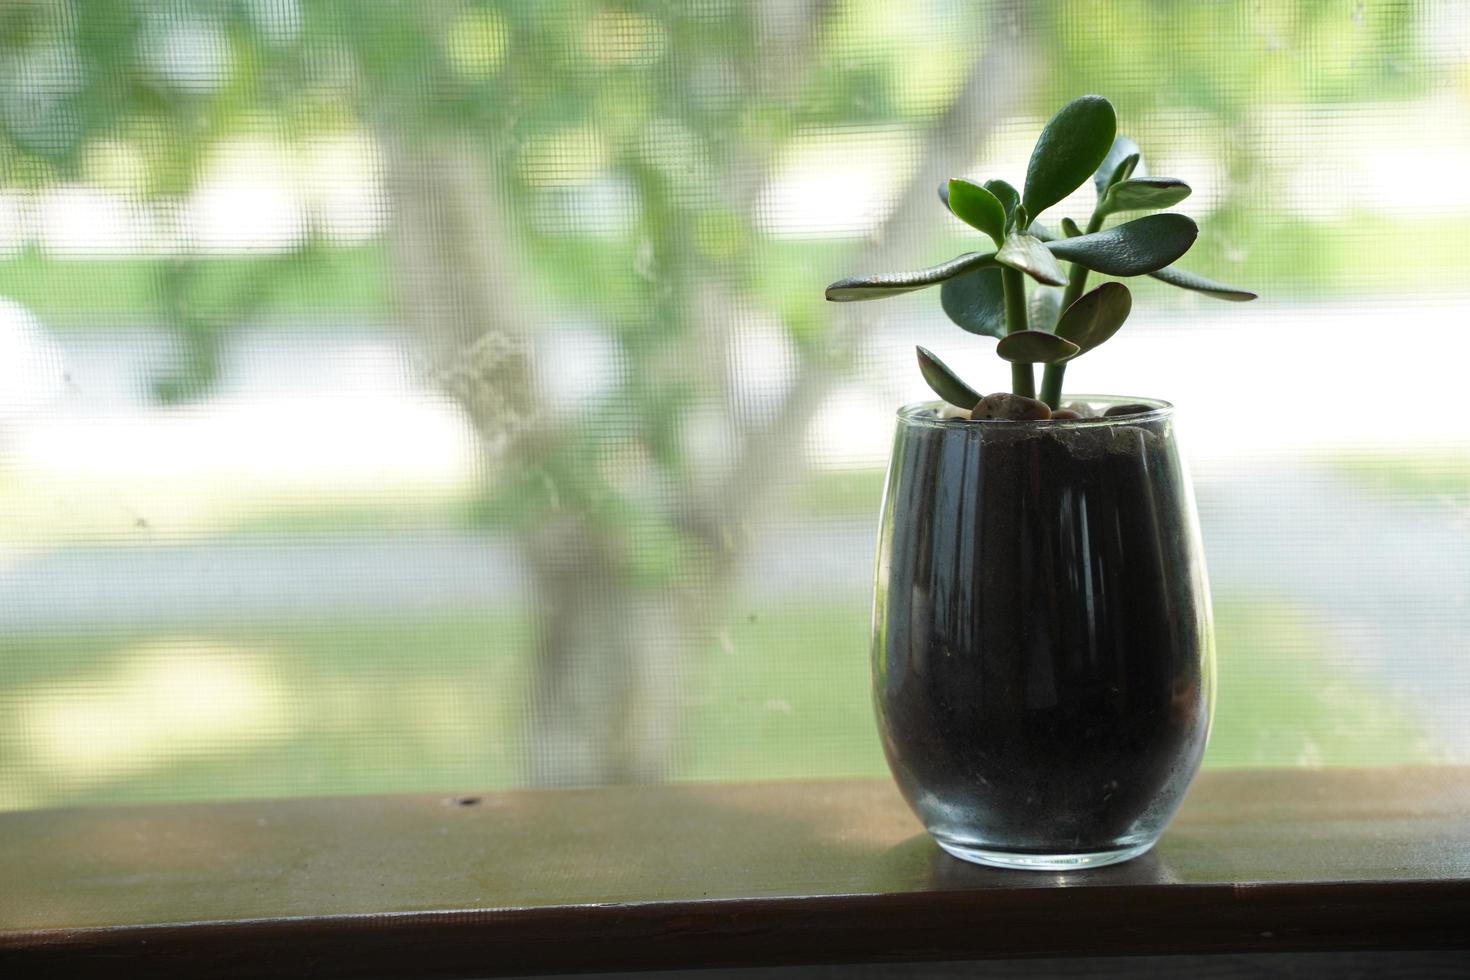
[825,95,1255,415]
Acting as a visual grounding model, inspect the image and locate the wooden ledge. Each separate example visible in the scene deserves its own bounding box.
[2,768,1468,978]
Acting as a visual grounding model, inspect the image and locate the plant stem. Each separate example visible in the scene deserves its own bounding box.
[1039,212,1104,409]
[1000,266,1034,398]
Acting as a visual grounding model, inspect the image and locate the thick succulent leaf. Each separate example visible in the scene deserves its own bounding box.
[1107,152,1141,190]
[916,346,982,410]
[1027,285,1063,333]
[1045,213,1198,277]
[1022,95,1117,220]
[1093,135,1143,195]
[996,330,1080,364]
[825,251,995,302]
[940,266,1006,338]
[947,179,1006,245]
[1148,265,1258,301]
[1055,282,1132,355]
[984,178,1020,219]
[1060,216,1083,238]
[996,231,1068,286]
[1099,177,1191,216]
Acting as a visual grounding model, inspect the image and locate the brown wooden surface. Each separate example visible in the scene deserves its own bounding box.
[1,768,1468,978]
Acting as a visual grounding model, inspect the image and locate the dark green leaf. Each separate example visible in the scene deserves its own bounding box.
[825,251,995,302]
[1108,152,1141,190]
[1045,213,1198,277]
[916,346,982,410]
[1055,282,1132,355]
[1022,95,1117,220]
[947,179,1006,245]
[1093,135,1143,195]
[1099,177,1191,216]
[996,330,1080,364]
[1148,265,1258,301]
[1060,216,1082,237]
[996,231,1068,286]
[984,178,1019,219]
[940,266,1006,337]
[1027,286,1063,332]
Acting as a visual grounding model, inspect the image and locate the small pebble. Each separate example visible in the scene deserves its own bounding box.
[1050,409,1083,420]
[1061,402,1097,418]
[971,393,1052,421]
[936,402,974,420]
[1103,403,1155,418]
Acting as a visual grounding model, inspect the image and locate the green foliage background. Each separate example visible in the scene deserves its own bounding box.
[0,1,1462,807]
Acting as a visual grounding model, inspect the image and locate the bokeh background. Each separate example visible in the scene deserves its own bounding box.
[1,0,1467,810]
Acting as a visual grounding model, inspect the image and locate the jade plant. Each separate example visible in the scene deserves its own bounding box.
[825,95,1255,418]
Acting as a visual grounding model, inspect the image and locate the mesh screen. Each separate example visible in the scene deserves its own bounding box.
[0,0,1466,809]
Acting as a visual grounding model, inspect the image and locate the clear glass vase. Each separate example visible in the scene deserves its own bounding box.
[872,397,1215,870]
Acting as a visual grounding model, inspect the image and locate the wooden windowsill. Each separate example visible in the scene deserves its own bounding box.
[1,768,1468,978]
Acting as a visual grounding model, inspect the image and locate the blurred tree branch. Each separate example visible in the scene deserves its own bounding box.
[684,0,1036,582]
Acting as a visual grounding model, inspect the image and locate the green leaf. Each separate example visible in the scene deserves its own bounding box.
[995,330,1080,364]
[825,251,995,302]
[1099,177,1191,216]
[1022,95,1117,221]
[1108,152,1142,190]
[996,231,1068,286]
[1027,285,1063,332]
[1148,265,1258,301]
[984,178,1020,220]
[1055,282,1132,355]
[940,266,1006,338]
[916,346,982,410]
[947,179,1006,245]
[1045,213,1198,277]
[1093,135,1143,195]
[1060,217,1082,238]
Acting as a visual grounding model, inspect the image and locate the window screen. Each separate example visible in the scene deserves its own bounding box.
[1,0,1465,810]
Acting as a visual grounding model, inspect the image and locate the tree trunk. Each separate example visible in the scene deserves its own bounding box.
[380,131,698,785]
[519,515,696,784]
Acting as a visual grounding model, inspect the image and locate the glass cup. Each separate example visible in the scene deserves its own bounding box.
[872,397,1214,870]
